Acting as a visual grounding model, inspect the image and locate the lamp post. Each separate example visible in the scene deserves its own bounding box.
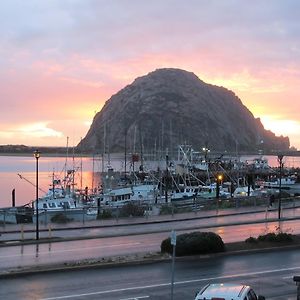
[202,147,210,162]
[34,150,40,240]
[216,174,223,199]
[277,154,284,220]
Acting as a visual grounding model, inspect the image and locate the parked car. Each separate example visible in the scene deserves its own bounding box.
[194,283,265,300]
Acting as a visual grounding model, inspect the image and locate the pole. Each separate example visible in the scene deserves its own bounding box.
[12,188,16,207]
[34,150,40,240]
[171,244,175,300]
[170,230,176,300]
[216,179,220,199]
[36,153,39,240]
[165,154,169,203]
[124,128,127,182]
[278,154,283,220]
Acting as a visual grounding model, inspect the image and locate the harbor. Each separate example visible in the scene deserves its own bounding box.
[0,149,300,225]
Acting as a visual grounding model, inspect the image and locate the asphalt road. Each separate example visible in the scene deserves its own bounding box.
[0,219,300,272]
[0,247,298,300]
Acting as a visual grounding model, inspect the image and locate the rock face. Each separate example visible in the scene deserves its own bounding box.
[78,68,289,153]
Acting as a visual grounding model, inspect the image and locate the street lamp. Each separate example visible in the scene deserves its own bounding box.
[216,174,223,199]
[277,154,284,220]
[202,147,210,162]
[34,150,40,240]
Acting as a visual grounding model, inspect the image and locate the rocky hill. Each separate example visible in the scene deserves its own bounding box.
[78,68,289,154]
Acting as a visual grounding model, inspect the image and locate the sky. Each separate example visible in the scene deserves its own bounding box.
[0,0,300,149]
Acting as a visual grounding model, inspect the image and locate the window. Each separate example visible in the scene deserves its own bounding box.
[247,289,258,300]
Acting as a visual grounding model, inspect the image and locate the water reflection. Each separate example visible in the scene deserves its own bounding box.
[0,155,102,207]
[35,244,39,258]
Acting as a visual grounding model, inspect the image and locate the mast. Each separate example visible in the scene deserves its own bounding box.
[72,145,75,195]
[65,136,69,191]
[80,137,83,191]
[124,127,127,181]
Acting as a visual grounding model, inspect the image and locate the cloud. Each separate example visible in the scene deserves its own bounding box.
[19,122,63,137]
[0,1,300,147]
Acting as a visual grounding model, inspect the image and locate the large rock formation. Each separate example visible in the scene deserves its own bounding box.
[78,68,289,154]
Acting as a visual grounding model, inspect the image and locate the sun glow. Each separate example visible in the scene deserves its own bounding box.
[260,116,300,136]
[19,122,63,138]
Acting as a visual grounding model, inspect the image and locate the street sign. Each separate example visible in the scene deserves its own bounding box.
[171,230,176,246]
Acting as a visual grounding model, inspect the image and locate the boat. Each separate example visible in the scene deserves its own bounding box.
[247,156,270,170]
[98,181,159,207]
[31,171,98,223]
[0,205,33,224]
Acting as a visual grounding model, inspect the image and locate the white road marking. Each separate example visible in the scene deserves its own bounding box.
[283,276,294,279]
[0,242,141,259]
[120,296,149,300]
[40,265,300,299]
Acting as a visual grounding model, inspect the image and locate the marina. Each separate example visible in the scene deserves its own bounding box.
[0,152,300,224]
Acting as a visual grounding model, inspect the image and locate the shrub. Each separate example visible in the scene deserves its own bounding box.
[161,231,225,256]
[119,202,144,217]
[258,232,277,242]
[245,236,258,243]
[51,213,73,223]
[97,209,112,219]
[160,205,178,215]
[275,232,293,242]
[257,232,293,243]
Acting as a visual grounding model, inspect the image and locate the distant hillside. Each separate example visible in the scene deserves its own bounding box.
[0,145,70,155]
[78,68,289,154]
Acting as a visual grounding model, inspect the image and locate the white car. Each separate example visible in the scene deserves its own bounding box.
[195,283,265,300]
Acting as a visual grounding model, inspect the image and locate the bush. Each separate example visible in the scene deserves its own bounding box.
[274,232,293,242]
[51,213,73,223]
[256,232,293,243]
[245,236,258,244]
[258,232,277,242]
[160,205,178,215]
[97,209,112,219]
[161,231,225,256]
[119,202,144,217]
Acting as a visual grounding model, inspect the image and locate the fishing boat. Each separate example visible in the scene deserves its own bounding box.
[0,205,33,224]
[99,181,159,207]
[31,170,98,223]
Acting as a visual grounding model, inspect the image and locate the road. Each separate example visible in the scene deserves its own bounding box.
[0,247,298,299]
[0,218,299,271]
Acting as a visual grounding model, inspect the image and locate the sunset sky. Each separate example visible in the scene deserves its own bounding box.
[1,0,300,149]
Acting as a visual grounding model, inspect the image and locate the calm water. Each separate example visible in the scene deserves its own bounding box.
[0,155,105,208]
[0,154,299,208]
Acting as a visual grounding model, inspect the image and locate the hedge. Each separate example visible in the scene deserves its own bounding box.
[161,231,225,256]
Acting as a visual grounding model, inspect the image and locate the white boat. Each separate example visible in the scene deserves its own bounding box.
[170,185,198,201]
[32,195,97,223]
[32,172,97,223]
[99,182,159,207]
[233,186,254,197]
[247,157,270,169]
[0,206,33,224]
[263,176,297,189]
